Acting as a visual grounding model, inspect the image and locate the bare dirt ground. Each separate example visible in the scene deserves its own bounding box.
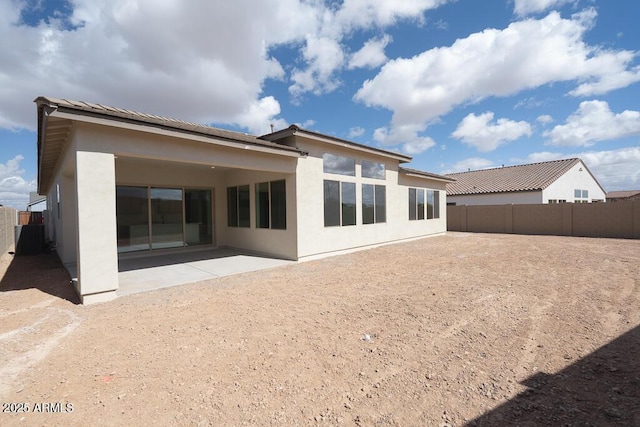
[1,232,639,426]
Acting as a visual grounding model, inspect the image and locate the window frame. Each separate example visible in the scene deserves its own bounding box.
[323,153,356,176]
[227,185,250,228]
[362,183,386,224]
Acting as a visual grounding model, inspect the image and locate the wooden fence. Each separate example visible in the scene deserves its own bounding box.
[0,206,18,254]
[447,200,640,239]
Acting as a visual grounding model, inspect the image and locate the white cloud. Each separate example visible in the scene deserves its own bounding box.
[525,151,563,162]
[443,157,494,174]
[289,0,454,97]
[0,155,36,209]
[354,10,640,146]
[290,37,345,98]
[544,100,640,146]
[348,126,365,138]
[526,147,640,191]
[373,124,435,154]
[536,114,554,124]
[0,0,319,132]
[452,112,532,152]
[513,0,575,17]
[348,34,392,69]
[580,147,640,191]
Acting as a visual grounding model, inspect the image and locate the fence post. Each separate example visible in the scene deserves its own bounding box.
[561,203,573,236]
[505,204,513,234]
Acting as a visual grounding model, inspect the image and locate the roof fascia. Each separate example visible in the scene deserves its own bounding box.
[403,172,456,183]
[266,127,412,163]
[49,108,303,158]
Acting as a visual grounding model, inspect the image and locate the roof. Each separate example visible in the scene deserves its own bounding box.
[400,167,456,183]
[445,158,590,195]
[35,96,301,152]
[262,125,413,163]
[606,190,640,199]
[35,96,447,191]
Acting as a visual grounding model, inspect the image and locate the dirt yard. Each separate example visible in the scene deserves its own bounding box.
[1,233,639,426]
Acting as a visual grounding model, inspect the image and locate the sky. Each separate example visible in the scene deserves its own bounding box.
[1,0,639,209]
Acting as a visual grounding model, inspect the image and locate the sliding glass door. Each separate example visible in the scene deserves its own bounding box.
[151,188,184,250]
[116,186,213,253]
[116,186,150,253]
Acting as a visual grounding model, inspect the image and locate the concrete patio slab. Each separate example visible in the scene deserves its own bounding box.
[64,248,295,298]
[116,248,294,296]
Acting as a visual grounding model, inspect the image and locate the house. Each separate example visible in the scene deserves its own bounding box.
[445,158,606,206]
[35,96,454,304]
[606,190,640,203]
[26,191,47,212]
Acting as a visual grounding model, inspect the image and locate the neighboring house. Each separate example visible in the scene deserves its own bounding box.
[606,190,640,202]
[36,96,454,304]
[445,158,606,206]
[26,191,47,212]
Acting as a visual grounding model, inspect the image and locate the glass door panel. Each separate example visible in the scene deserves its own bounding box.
[150,188,184,249]
[116,186,150,253]
[185,189,213,246]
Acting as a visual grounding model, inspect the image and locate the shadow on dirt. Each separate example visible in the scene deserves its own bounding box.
[468,325,640,426]
[0,250,80,304]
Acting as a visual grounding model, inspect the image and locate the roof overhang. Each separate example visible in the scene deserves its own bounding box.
[400,167,456,183]
[35,98,305,193]
[262,125,412,163]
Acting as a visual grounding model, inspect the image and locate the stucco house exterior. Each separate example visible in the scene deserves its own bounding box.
[445,158,606,206]
[36,97,454,304]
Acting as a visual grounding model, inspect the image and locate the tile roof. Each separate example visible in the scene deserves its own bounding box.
[35,96,301,153]
[606,190,640,199]
[445,158,582,195]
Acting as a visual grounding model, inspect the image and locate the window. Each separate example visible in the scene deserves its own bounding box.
[255,180,287,230]
[323,153,355,176]
[362,184,386,224]
[582,189,588,198]
[574,189,581,198]
[361,160,385,179]
[548,199,557,204]
[324,180,356,227]
[411,188,439,220]
[409,188,417,220]
[56,183,60,219]
[427,190,440,219]
[341,182,356,226]
[227,185,250,227]
[417,189,425,220]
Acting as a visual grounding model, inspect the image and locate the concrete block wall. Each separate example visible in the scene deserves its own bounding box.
[0,206,18,254]
[447,200,640,239]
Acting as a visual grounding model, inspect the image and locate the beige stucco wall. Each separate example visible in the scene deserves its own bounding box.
[293,137,447,259]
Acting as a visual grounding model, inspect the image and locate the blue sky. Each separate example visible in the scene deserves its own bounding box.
[1,0,639,208]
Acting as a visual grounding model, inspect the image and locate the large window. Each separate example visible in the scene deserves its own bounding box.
[410,188,438,220]
[417,189,425,220]
[324,180,356,227]
[323,153,355,176]
[361,184,386,224]
[427,190,440,219]
[227,185,250,227]
[361,161,385,179]
[255,180,287,230]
